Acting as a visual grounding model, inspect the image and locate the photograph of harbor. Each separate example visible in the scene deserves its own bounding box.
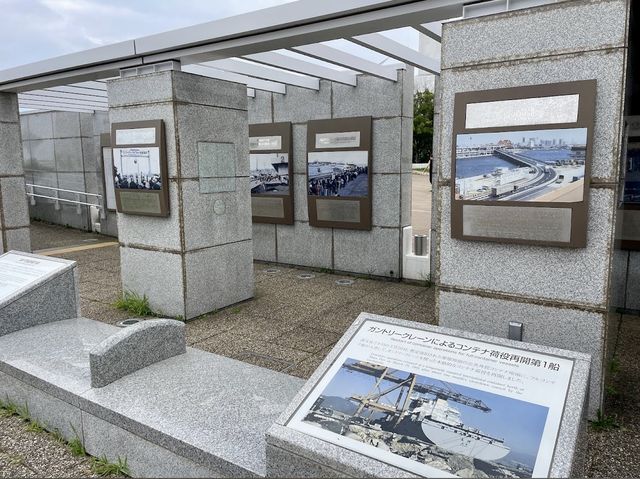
[113,147,162,190]
[300,358,548,478]
[623,139,640,203]
[250,153,289,195]
[308,151,369,197]
[455,128,588,202]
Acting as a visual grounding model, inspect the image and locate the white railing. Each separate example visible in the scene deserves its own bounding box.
[25,183,106,219]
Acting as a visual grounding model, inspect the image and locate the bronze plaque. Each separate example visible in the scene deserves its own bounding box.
[307,116,372,230]
[250,122,293,225]
[111,120,169,217]
[451,80,597,247]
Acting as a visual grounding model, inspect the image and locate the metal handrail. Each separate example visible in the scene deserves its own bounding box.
[25,183,106,219]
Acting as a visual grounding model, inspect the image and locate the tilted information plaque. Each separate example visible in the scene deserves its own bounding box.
[274,314,589,478]
[307,116,372,230]
[111,120,169,216]
[249,122,293,224]
[451,80,597,247]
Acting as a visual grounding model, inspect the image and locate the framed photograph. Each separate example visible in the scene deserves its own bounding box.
[451,81,597,247]
[307,117,372,230]
[249,122,293,224]
[110,120,169,217]
[619,116,640,250]
[286,318,575,478]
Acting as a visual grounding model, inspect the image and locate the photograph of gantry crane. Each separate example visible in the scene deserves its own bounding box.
[300,358,548,478]
[454,128,588,203]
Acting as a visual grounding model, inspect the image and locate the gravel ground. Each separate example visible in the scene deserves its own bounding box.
[0,414,102,478]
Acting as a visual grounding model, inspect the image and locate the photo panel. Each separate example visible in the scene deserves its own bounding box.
[110,120,169,217]
[451,81,597,248]
[307,116,372,230]
[249,122,293,224]
[619,116,640,250]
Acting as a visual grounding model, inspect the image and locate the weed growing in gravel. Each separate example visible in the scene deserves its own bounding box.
[114,290,154,316]
[67,424,87,457]
[609,356,621,374]
[606,384,620,397]
[590,409,620,431]
[91,455,130,477]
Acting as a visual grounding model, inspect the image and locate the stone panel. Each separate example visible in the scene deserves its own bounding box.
[372,117,401,174]
[29,139,56,171]
[184,240,254,319]
[54,138,84,172]
[625,252,640,311]
[175,103,248,179]
[438,289,604,416]
[252,223,277,262]
[276,221,332,269]
[332,75,402,119]
[371,174,400,227]
[181,178,252,251]
[293,173,308,222]
[25,112,53,140]
[120,247,185,318]
[1,176,29,228]
[333,227,400,278]
[173,71,247,111]
[437,185,615,307]
[107,71,175,108]
[441,0,628,69]
[292,123,307,175]
[4,227,30,252]
[52,112,81,138]
[247,90,273,124]
[0,92,19,123]
[273,81,331,123]
[400,116,413,173]
[0,122,24,176]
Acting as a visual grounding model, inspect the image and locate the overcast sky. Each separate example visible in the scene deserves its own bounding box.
[0,0,426,77]
[0,0,299,70]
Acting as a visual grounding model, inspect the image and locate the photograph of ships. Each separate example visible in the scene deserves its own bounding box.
[113,148,161,190]
[308,151,369,197]
[624,138,640,203]
[455,128,587,202]
[302,359,548,478]
[250,153,289,195]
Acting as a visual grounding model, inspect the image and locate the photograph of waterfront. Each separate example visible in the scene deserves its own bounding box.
[623,140,640,204]
[308,151,369,197]
[298,358,548,478]
[454,128,588,202]
[250,153,289,195]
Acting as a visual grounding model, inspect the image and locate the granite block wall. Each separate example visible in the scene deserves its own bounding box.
[0,92,30,253]
[19,110,116,235]
[248,70,414,279]
[108,70,254,319]
[433,0,630,416]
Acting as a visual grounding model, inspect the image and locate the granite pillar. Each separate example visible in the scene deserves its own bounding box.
[434,0,630,417]
[0,92,31,253]
[107,71,254,319]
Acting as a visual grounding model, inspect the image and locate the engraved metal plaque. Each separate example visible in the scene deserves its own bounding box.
[251,197,285,218]
[119,191,162,215]
[198,142,236,194]
[463,205,572,242]
[316,200,361,223]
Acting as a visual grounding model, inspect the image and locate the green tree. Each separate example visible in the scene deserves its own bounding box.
[413,89,434,164]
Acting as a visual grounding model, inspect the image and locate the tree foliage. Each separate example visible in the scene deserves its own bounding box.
[413,89,434,164]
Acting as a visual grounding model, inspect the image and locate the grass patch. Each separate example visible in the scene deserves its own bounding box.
[230,306,242,314]
[605,384,620,397]
[609,356,621,374]
[590,409,620,431]
[91,455,129,477]
[114,290,154,316]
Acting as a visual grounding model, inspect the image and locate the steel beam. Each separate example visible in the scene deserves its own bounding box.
[182,64,286,94]
[22,90,107,105]
[289,43,398,81]
[349,33,440,74]
[244,52,357,86]
[18,99,105,113]
[413,22,442,42]
[204,58,319,90]
[18,94,108,109]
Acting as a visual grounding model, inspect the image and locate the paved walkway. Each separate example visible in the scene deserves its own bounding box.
[0,220,638,478]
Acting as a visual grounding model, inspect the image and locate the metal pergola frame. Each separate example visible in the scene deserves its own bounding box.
[0,0,557,113]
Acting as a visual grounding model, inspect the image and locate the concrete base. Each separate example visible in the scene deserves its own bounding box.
[0,317,303,478]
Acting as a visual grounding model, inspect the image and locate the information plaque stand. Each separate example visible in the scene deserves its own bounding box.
[307,116,372,230]
[267,313,591,478]
[451,81,596,247]
[249,122,294,224]
[111,120,169,217]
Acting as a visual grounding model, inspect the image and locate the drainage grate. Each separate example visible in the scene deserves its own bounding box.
[265,268,280,274]
[297,273,315,280]
[116,319,142,328]
[335,279,355,286]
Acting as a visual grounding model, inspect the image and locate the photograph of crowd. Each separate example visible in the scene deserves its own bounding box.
[307,151,369,197]
[113,147,162,191]
[250,153,290,195]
